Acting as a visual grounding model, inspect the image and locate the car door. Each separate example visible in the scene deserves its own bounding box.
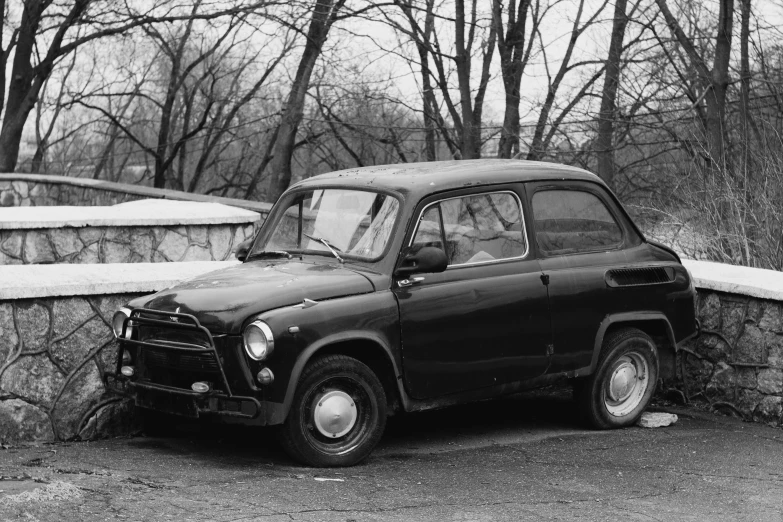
[393,187,552,400]
[527,181,641,373]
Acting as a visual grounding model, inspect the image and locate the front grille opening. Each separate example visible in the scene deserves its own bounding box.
[605,267,675,287]
[142,347,220,372]
[125,308,231,395]
[140,347,223,390]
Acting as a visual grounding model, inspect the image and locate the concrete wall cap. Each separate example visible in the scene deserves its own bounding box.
[0,261,239,299]
[683,259,783,301]
[0,199,260,229]
[0,173,273,213]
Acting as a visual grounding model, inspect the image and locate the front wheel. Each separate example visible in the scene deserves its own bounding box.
[575,328,659,429]
[278,355,387,467]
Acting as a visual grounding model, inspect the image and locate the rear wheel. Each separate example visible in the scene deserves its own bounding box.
[278,355,387,467]
[576,328,659,429]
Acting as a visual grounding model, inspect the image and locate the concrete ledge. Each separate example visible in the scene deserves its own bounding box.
[0,199,259,230]
[0,261,239,299]
[683,259,783,301]
[0,173,272,214]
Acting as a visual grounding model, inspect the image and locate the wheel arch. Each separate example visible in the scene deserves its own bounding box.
[279,333,403,423]
[588,312,677,379]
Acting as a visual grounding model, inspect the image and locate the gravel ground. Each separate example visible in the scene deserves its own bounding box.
[1,390,781,521]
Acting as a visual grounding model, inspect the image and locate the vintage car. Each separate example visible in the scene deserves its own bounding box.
[108,159,697,467]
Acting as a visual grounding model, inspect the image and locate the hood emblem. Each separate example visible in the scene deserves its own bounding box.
[171,306,181,322]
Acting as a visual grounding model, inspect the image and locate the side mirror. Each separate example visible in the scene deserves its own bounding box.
[395,246,448,276]
[235,238,253,262]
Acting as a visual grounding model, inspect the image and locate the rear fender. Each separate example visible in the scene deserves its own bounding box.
[575,312,677,379]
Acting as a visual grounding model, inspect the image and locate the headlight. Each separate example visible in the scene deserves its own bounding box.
[112,308,132,339]
[243,320,274,360]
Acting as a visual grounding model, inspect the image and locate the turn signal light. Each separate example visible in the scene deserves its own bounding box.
[120,366,135,377]
[256,368,274,385]
[191,382,210,393]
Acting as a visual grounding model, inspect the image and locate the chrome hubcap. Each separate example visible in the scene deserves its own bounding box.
[604,353,649,417]
[609,364,637,402]
[313,390,357,438]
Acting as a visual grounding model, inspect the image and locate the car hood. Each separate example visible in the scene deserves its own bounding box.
[128,259,375,334]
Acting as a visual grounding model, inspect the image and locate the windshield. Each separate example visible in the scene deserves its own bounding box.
[250,189,400,261]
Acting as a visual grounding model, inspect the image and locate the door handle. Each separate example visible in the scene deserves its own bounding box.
[397,276,425,288]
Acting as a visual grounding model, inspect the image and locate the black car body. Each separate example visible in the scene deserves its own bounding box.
[109,160,698,466]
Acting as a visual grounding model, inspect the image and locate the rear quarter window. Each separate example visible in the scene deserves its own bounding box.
[532,189,623,255]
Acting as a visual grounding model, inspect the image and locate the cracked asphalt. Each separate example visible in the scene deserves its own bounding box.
[1,389,781,522]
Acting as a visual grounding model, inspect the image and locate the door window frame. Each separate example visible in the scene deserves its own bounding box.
[406,189,530,269]
[527,181,633,258]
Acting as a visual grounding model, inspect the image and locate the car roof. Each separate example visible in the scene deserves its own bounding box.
[289,159,604,199]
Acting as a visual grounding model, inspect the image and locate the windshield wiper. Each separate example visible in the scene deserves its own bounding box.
[245,250,292,261]
[302,232,344,263]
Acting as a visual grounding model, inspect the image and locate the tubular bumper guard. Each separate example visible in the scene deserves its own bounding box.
[108,308,262,420]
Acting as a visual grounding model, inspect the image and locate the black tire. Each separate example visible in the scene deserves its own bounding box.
[576,327,659,429]
[278,355,387,467]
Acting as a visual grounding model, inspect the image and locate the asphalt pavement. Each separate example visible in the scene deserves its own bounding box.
[1,388,781,521]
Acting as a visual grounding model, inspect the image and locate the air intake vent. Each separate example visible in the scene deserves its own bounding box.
[605,267,675,287]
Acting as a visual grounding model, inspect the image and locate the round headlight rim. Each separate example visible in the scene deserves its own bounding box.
[112,307,133,340]
[243,320,275,361]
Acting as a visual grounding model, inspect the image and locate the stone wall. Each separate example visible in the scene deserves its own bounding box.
[676,290,783,425]
[0,294,144,444]
[1,259,781,445]
[0,261,237,444]
[0,174,272,215]
[0,223,255,264]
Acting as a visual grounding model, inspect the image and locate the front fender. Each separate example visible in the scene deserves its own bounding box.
[254,290,401,424]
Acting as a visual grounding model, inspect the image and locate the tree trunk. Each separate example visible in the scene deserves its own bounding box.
[418,0,438,161]
[595,0,629,188]
[707,0,734,167]
[0,0,8,124]
[493,0,532,158]
[154,31,191,189]
[454,0,479,159]
[738,0,758,155]
[0,0,46,172]
[655,0,734,168]
[266,0,344,202]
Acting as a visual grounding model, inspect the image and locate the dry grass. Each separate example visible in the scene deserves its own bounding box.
[1,481,83,504]
[635,141,783,271]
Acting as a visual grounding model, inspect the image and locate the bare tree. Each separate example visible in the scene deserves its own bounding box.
[595,0,631,188]
[526,0,609,160]
[654,0,734,166]
[266,0,348,201]
[492,0,540,158]
[390,0,497,160]
[0,0,272,173]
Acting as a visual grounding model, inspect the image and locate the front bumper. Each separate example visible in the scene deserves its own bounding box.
[107,374,264,421]
[107,308,282,425]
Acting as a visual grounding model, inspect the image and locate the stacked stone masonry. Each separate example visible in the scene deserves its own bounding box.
[0,294,145,444]
[0,179,143,207]
[0,224,256,264]
[678,290,783,425]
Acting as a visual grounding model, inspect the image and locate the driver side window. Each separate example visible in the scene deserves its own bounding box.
[411,192,528,266]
